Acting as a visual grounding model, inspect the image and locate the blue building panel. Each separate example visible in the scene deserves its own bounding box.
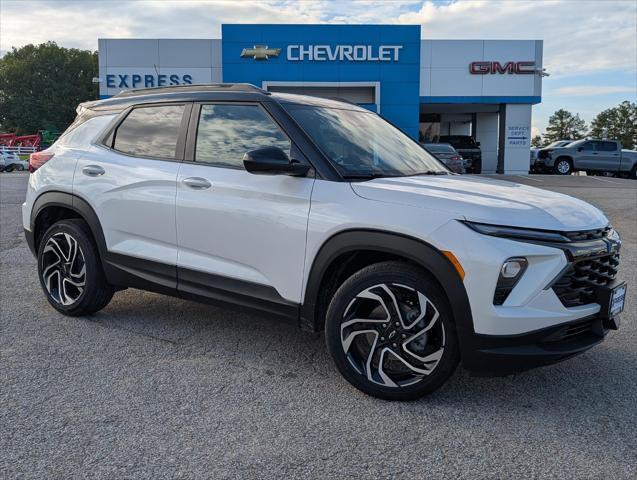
[222,24,422,139]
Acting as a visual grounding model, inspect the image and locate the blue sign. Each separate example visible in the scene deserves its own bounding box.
[222,24,421,139]
[105,73,193,89]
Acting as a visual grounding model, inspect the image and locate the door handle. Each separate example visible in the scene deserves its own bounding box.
[182,177,212,190]
[82,165,105,176]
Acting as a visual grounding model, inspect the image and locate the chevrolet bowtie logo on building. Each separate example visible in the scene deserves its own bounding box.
[240,45,281,60]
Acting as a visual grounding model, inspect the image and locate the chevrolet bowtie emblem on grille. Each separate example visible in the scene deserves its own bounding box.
[240,45,281,60]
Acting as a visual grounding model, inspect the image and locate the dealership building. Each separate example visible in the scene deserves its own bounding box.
[98,24,544,174]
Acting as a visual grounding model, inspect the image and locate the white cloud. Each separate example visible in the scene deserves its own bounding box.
[1,0,635,78]
[392,0,637,77]
[549,85,637,97]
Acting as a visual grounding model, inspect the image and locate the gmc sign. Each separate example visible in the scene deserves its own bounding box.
[470,61,536,74]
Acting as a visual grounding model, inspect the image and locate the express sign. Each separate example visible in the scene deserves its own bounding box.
[106,73,193,89]
[470,61,536,74]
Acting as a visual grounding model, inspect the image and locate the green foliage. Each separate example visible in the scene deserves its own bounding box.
[589,101,637,150]
[531,135,543,148]
[544,109,587,143]
[0,42,98,134]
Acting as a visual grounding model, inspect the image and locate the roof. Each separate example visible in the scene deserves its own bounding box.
[82,83,368,112]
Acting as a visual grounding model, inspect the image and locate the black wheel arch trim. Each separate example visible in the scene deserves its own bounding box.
[300,229,478,368]
[29,191,108,257]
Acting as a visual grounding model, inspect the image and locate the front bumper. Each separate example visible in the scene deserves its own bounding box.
[463,313,619,376]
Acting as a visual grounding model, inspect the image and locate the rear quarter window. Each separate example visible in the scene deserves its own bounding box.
[57,114,117,148]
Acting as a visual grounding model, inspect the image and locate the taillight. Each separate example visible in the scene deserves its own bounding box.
[29,151,54,172]
[451,155,462,161]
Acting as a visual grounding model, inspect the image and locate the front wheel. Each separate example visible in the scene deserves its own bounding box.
[325,261,459,401]
[554,158,572,175]
[37,219,114,316]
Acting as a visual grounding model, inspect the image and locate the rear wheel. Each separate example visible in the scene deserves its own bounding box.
[37,219,114,316]
[554,158,572,175]
[325,261,459,401]
[630,165,637,180]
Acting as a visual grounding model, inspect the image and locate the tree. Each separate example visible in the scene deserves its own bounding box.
[543,109,587,143]
[0,42,98,134]
[589,101,637,150]
[531,135,543,148]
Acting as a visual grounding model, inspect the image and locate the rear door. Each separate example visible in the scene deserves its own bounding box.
[74,103,190,287]
[592,141,621,172]
[175,102,314,312]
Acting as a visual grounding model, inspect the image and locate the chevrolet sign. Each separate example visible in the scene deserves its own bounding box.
[240,45,281,60]
[288,45,402,62]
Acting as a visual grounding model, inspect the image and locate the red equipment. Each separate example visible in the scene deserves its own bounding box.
[0,133,17,146]
[12,134,41,148]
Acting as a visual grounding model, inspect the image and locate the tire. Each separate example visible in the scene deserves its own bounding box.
[553,158,572,175]
[325,261,460,401]
[630,165,637,180]
[37,219,114,316]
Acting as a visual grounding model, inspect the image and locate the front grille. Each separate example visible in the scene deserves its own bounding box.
[563,226,611,242]
[538,150,549,159]
[552,253,620,307]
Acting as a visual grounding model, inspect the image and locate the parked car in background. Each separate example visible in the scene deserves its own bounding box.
[0,150,27,172]
[537,139,637,178]
[531,140,572,173]
[422,143,465,173]
[439,135,481,173]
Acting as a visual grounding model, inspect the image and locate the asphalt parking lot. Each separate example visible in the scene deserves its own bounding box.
[1,172,636,478]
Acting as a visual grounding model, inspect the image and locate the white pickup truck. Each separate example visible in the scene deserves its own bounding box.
[536,139,637,178]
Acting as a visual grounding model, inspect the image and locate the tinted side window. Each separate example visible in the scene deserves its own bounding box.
[195,104,290,168]
[581,142,595,151]
[113,105,185,159]
[600,141,618,151]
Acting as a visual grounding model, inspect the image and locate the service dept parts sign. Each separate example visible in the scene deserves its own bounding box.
[240,44,403,62]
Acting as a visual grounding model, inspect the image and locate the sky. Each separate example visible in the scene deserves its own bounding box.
[1,0,636,136]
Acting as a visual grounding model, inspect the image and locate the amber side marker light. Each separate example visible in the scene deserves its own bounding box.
[442,251,465,280]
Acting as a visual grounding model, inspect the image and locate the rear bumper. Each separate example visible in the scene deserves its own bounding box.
[462,314,618,376]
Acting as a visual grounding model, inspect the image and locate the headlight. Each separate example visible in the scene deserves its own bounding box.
[462,221,571,243]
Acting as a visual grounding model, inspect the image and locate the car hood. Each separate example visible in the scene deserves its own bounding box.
[351,175,608,231]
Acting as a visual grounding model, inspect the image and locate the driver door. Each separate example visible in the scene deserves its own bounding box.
[175,103,314,309]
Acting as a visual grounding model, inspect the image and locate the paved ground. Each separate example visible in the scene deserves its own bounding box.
[1,172,636,479]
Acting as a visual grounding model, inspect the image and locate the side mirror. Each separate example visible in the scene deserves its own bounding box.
[243,146,310,177]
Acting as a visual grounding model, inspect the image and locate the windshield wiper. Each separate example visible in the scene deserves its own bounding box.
[341,173,398,180]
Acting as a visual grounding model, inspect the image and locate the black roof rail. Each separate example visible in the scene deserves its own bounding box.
[113,83,270,98]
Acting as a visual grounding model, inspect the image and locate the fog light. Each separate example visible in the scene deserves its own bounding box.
[501,258,526,278]
[494,257,528,305]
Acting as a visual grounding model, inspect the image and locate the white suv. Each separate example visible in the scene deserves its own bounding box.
[23,84,626,400]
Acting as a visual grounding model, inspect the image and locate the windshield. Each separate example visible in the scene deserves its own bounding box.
[285,105,447,178]
[545,140,571,148]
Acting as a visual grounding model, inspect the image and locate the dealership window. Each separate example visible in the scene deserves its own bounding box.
[195,104,290,168]
[112,105,185,159]
[419,113,441,143]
